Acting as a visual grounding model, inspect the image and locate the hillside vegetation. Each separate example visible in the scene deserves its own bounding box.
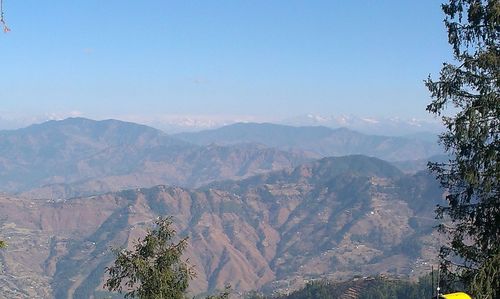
[0,155,443,298]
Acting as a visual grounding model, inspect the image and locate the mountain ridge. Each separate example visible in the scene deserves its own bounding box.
[0,155,443,298]
[0,118,442,198]
[174,122,443,162]
[0,118,310,197]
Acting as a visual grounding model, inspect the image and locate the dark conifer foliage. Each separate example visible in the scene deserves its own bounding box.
[246,276,435,299]
[425,0,499,297]
[104,216,231,299]
[104,217,193,299]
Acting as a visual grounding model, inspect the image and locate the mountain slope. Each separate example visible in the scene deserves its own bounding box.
[174,123,442,161]
[0,155,443,298]
[0,118,309,197]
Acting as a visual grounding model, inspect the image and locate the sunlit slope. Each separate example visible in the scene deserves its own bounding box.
[0,155,443,298]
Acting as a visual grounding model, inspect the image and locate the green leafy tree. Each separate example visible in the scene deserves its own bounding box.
[104,216,194,299]
[425,0,499,293]
[0,240,5,248]
[104,216,231,299]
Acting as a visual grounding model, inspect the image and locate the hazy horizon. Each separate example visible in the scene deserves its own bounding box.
[2,0,452,129]
[0,113,443,138]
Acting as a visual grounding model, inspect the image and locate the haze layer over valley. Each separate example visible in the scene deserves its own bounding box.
[0,118,445,298]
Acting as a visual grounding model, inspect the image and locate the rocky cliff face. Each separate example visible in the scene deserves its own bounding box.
[0,156,443,298]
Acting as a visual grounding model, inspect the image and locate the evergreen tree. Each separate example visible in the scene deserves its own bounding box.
[104,217,194,299]
[104,216,231,299]
[470,249,500,298]
[425,0,499,294]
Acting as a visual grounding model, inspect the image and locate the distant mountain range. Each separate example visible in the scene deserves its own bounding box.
[0,118,309,198]
[0,155,443,298]
[0,113,443,136]
[146,114,443,136]
[116,114,443,137]
[280,114,443,136]
[174,122,443,162]
[0,118,442,198]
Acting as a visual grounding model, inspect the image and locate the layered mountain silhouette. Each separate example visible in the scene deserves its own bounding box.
[0,118,443,199]
[0,155,443,298]
[0,118,309,198]
[174,122,442,161]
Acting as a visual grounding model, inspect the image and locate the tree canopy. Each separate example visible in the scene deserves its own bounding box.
[104,216,231,299]
[425,0,499,297]
[104,217,194,299]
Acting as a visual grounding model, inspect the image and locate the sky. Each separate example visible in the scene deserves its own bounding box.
[0,0,454,128]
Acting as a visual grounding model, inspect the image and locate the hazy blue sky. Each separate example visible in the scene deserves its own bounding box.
[0,0,453,125]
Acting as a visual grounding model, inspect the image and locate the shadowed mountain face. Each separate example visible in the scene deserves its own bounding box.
[174,123,443,162]
[0,156,443,298]
[0,118,310,198]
